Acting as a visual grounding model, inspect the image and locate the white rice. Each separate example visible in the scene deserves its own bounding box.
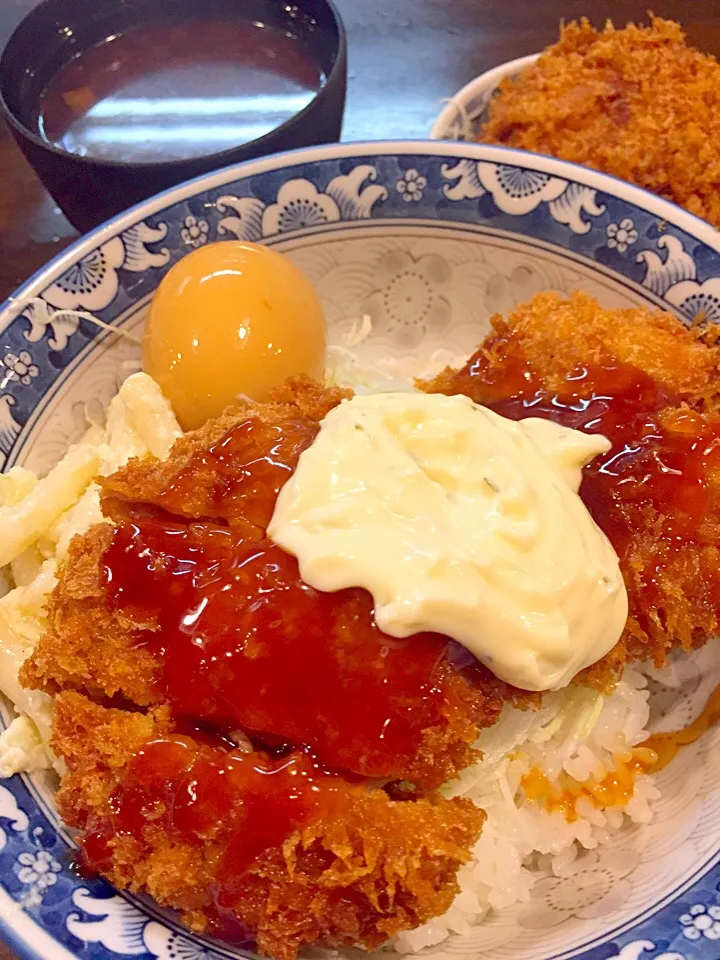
[393,663,675,953]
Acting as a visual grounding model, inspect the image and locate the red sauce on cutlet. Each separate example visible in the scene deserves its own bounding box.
[152,416,319,531]
[103,518,457,781]
[447,346,720,564]
[91,354,720,890]
[90,412,474,889]
[80,733,350,911]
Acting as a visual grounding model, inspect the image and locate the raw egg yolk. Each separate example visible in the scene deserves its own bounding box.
[143,241,327,430]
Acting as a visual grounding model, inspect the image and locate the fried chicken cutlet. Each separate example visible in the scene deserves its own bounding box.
[22,380,353,711]
[421,291,720,671]
[23,377,523,791]
[53,691,484,960]
[22,376,502,957]
[27,520,517,788]
[480,18,720,228]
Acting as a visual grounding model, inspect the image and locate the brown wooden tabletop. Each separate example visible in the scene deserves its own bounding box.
[0,0,719,957]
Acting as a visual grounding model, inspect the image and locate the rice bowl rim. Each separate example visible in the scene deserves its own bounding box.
[3,136,720,340]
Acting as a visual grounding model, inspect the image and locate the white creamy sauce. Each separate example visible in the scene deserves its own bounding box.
[268,392,628,691]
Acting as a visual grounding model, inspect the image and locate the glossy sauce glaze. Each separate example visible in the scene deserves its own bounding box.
[103,412,494,786]
[103,514,470,783]
[86,405,499,883]
[93,344,720,880]
[80,733,351,913]
[106,416,321,536]
[155,415,320,532]
[445,348,720,539]
[435,343,720,635]
[37,20,326,163]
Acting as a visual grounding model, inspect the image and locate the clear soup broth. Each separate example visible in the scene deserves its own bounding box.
[36,19,326,163]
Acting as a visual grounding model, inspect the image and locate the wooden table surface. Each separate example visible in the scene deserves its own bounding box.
[0,0,719,957]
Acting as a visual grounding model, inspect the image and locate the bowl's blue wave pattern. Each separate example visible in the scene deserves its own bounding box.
[3,150,720,466]
[1,143,720,960]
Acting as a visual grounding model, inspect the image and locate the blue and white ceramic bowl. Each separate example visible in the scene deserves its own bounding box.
[1,142,720,960]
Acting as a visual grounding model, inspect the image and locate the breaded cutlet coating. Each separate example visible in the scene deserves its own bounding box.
[22,375,350,706]
[481,17,720,228]
[421,291,720,673]
[19,523,161,705]
[425,292,720,407]
[22,376,350,704]
[23,371,533,791]
[53,692,485,960]
[30,296,720,713]
[23,519,526,790]
[101,376,350,532]
[25,296,720,959]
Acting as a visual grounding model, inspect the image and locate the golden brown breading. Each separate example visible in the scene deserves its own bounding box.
[29,377,350,705]
[424,292,720,407]
[480,17,720,228]
[53,692,484,960]
[25,374,534,791]
[24,518,527,789]
[421,291,720,673]
[101,376,350,532]
[20,524,161,704]
[232,795,481,960]
[30,302,720,960]
[52,692,172,830]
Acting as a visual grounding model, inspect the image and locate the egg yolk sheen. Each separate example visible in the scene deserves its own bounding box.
[143,241,327,429]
